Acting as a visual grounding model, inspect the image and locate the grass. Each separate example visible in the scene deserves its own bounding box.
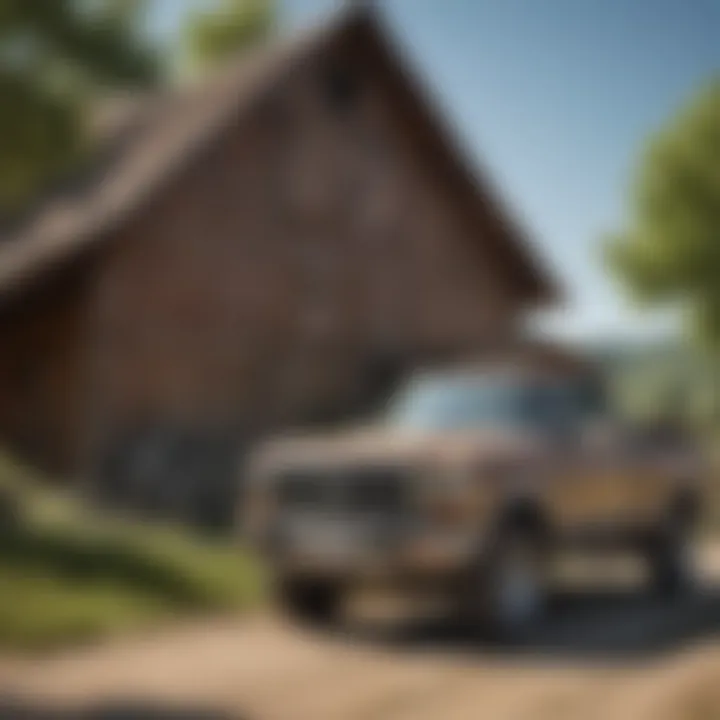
[0,453,264,652]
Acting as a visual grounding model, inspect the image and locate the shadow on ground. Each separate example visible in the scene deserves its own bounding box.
[334,584,720,663]
[0,697,241,719]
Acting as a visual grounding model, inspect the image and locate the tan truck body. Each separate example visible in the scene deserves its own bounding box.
[245,366,705,599]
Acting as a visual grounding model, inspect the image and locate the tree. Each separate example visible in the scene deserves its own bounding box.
[182,0,276,75]
[606,79,720,349]
[0,0,158,215]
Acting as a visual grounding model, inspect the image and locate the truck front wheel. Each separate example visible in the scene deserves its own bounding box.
[277,577,343,626]
[460,524,548,641]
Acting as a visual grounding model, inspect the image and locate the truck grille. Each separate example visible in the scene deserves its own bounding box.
[275,466,408,515]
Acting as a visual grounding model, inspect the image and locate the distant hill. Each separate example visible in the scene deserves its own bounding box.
[581,338,717,425]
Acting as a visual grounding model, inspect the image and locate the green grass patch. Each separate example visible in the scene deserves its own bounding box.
[0,453,264,652]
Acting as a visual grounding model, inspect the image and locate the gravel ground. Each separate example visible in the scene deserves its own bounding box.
[2,548,720,720]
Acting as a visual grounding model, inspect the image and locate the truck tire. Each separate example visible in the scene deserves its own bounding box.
[647,511,696,598]
[277,577,343,626]
[460,523,548,641]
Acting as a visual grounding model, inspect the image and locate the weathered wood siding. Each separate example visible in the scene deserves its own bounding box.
[75,33,529,522]
[0,268,90,475]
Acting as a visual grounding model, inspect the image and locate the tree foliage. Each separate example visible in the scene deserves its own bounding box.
[0,0,158,214]
[182,0,276,74]
[0,0,278,216]
[606,79,720,348]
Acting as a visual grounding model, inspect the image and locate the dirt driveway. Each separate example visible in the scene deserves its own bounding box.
[2,552,720,720]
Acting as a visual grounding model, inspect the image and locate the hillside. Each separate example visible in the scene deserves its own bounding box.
[0,454,262,651]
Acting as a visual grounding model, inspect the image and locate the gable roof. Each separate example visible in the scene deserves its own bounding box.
[0,5,559,307]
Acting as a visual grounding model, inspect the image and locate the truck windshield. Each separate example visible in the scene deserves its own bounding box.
[387,372,604,432]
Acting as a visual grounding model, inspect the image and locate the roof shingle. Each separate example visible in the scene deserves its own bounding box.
[0,5,558,306]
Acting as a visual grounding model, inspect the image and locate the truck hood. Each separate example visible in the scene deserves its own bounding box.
[251,425,541,476]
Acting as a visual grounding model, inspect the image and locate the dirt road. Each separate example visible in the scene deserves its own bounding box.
[2,555,720,720]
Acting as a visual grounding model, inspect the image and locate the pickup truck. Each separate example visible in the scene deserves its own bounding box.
[244,363,705,637]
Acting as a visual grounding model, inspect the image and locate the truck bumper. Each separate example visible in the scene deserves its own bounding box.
[267,527,479,585]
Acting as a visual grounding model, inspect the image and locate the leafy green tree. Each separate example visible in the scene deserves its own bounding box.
[606,79,720,348]
[0,0,158,214]
[182,0,276,75]
[606,79,720,421]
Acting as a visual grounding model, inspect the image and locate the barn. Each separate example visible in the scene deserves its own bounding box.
[0,5,557,525]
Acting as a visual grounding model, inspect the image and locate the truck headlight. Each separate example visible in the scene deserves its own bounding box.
[242,486,274,545]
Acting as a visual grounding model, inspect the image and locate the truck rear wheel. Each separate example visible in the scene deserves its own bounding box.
[647,512,695,598]
[277,577,343,626]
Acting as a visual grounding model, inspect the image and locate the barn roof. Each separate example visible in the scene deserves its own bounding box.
[0,5,559,307]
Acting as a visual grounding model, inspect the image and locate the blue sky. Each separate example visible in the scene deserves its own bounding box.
[149,0,720,342]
